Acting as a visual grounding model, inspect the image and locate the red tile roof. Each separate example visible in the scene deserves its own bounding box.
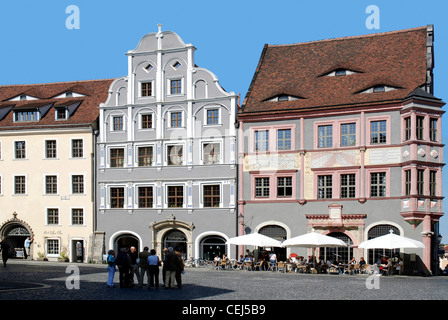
[0,79,114,130]
[240,26,436,117]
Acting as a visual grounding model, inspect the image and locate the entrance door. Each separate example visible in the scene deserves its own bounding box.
[201,236,226,260]
[163,230,187,260]
[259,225,287,261]
[3,224,31,258]
[115,234,139,253]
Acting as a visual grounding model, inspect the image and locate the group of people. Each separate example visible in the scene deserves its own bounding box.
[106,246,184,289]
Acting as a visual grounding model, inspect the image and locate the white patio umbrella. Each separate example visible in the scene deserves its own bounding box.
[358,230,425,249]
[281,230,347,248]
[226,233,282,247]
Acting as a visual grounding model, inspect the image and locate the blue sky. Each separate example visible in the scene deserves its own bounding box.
[1,0,447,240]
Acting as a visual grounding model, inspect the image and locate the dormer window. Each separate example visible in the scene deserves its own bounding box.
[323,68,359,77]
[373,85,385,93]
[14,110,40,122]
[66,91,73,98]
[20,95,27,101]
[335,69,346,76]
[266,94,301,102]
[55,107,68,120]
[358,85,398,94]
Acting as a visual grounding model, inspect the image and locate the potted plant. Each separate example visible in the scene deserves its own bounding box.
[37,252,48,261]
[58,250,69,262]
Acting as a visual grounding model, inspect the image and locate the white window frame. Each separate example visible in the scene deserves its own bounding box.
[43,173,59,195]
[70,207,85,226]
[107,184,127,209]
[138,112,155,130]
[199,182,222,208]
[201,140,223,165]
[43,138,58,159]
[70,173,87,195]
[138,80,155,98]
[134,183,156,209]
[164,142,185,166]
[164,183,185,209]
[70,138,85,159]
[134,143,155,167]
[167,77,184,96]
[203,107,221,126]
[13,140,27,160]
[45,207,61,226]
[45,238,60,258]
[12,174,27,195]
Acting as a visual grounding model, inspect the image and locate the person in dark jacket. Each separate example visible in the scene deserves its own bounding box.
[164,247,181,289]
[115,248,132,288]
[0,238,9,267]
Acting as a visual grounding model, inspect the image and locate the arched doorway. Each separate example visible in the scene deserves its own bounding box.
[114,233,139,253]
[200,235,226,260]
[319,232,353,263]
[163,229,187,260]
[259,225,287,261]
[2,224,31,258]
[366,224,400,264]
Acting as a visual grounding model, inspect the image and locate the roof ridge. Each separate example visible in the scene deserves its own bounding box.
[268,26,427,48]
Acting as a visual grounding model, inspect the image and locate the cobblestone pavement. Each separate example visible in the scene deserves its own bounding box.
[0,259,447,302]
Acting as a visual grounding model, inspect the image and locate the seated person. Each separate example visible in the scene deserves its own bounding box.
[214,255,221,267]
[394,258,403,275]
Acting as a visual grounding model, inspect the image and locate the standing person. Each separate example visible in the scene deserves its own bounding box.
[138,247,150,288]
[175,248,184,288]
[116,248,132,288]
[0,238,9,267]
[164,247,181,289]
[162,248,168,286]
[106,250,116,288]
[24,237,33,259]
[147,249,160,289]
[128,246,140,287]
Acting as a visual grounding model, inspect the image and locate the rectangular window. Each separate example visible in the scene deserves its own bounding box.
[277,129,292,150]
[207,109,219,125]
[405,170,411,196]
[430,171,437,197]
[255,177,270,198]
[318,125,333,148]
[72,175,84,194]
[171,112,182,127]
[277,177,293,197]
[14,110,39,122]
[340,174,356,198]
[72,208,84,225]
[110,148,124,168]
[72,139,83,158]
[110,187,124,208]
[15,141,26,159]
[167,145,183,165]
[417,169,424,196]
[170,79,182,95]
[47,239,59,255]
[370,172,386,197]
[430,118,438,142]
[141,114,152,129]
[340,123,356,146]
[203,143,220,164]
[113,116,124,131]
[318,175,332,199]
[416,116,424,140]
[167,186,183,207]
[203,185,220,207]
[138,186,153,208]
[47,208,59,225]
[255,130,269,151]
[45,175,58,194]
[55,107,67,120]
[371,121,387,144]
[141,82,152,97]
[46,140,57,158]
[14,176,26,194]
[404,117,411,141]
[138,146,153,167]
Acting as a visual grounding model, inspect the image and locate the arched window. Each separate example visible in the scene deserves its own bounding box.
[163,230,187,260]
[366,224,400,264]
[319,232,353,263]
[200,236,226,260]
[259,225,287,261]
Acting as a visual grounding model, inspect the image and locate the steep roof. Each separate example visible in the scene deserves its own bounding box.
[0,79,114,131]
[240,26,436,117]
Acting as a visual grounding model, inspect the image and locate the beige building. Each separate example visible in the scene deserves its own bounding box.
[0,79,112,262]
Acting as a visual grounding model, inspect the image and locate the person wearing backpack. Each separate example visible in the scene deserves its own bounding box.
[106,250,116,288]
[116,248,132,288]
